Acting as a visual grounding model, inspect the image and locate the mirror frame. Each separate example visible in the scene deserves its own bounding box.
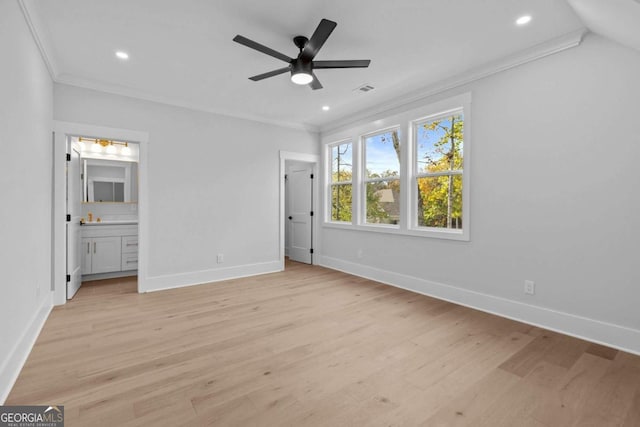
[83,158,137,203]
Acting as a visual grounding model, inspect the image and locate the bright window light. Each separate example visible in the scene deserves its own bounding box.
[516,15,532,26]
[322,106,330,111]
[115,51,129,60]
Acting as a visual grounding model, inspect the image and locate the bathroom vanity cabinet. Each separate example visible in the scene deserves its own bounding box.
[81,223,138,277]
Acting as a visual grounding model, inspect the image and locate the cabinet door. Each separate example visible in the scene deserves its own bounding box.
[92,236,122,274]
[81,238,92,275]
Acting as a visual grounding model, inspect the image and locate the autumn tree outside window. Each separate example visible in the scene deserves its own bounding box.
[414,111,464,230]
[329,142,353,222]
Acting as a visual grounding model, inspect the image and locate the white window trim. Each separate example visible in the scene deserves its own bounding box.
[326,140,354,224]
[408,106,469,241]
[323,92,471,242]
[361,126,401,228]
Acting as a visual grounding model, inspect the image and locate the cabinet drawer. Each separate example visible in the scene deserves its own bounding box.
[122,235,138,253]
[121,253,138,271]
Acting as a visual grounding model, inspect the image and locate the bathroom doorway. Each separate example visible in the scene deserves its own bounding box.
[53,122,148,305]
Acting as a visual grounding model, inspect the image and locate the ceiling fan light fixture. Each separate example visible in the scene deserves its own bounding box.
[290,60,313,85]
[291,72,313,85]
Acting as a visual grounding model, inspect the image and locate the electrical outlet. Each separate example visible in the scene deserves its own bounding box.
[524,280,535,295]
[217,254,224,264]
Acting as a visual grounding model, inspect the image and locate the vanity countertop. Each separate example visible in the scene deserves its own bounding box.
[82,220,138,226]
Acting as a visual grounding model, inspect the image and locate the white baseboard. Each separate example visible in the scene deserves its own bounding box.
[141,260,282,293]
[320,256,640,356]
[0,295,53,404]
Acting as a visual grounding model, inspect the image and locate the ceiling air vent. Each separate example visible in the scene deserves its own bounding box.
[354,84,375,93]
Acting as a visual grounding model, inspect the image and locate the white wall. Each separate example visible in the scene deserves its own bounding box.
[320,34,640,354]
[0,0,54,403]
[54,84,319,291]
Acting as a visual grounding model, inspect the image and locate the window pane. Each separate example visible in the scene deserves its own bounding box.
[365,180,400,225]
[331,143,352,182]
[417,175,462,229]
[331,184,352,222]
[364,130,400,178]
[416,114,463,174]
[114,182,125,202]
[94,181,114,202]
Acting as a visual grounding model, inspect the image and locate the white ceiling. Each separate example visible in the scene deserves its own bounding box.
[567,0,640,52]
[24,0,587,130]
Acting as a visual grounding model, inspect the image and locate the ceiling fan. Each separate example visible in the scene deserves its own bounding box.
[233,19,371,90]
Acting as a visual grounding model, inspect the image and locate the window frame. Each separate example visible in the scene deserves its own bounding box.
[410,108,466,239]
[361,126,402,228]
[327,140,354,224]
[323,93,471,241]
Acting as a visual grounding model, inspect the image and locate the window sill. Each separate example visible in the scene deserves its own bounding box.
[322,221,469,241]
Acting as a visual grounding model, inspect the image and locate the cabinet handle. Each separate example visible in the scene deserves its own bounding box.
[93,242,96,253]
[126,259,138,264]
[126,242,138,246]
[87,242,90,254]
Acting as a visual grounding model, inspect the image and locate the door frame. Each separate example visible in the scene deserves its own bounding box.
[279,151,319,270]
[52,121,149,305]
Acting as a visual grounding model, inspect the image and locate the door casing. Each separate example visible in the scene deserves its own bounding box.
[52,121,149,305]
[279,151,319,270]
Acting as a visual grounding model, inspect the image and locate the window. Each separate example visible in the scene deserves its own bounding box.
[323,93,470,240]
[329,142,353,222]
[363,129,401,225]
[413,111,464,230]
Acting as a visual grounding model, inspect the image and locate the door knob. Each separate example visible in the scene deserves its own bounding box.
[288,216,293,220]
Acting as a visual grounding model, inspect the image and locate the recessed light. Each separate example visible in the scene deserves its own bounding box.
[516,15,532,26]
[322,106,330,111]
[115,51,129,60]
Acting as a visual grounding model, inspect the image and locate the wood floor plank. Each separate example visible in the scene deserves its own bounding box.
[6,261,639,426]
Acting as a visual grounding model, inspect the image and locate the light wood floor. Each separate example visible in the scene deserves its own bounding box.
[7,261,640,426]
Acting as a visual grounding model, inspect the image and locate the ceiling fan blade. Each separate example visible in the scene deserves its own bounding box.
[309,73,323,90]
[301,19,337,61]
[233,35,293,63]
[249,67,291,81]
[313,60,371,69]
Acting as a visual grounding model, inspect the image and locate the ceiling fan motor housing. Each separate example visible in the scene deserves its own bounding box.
[293,36,309,51]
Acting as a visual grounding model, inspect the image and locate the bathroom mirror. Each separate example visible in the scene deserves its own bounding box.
[83,159,138,203]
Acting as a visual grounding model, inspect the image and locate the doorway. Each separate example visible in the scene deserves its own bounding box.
[279,151,319,269]
[53,121,148,305]
[286,161,313,264]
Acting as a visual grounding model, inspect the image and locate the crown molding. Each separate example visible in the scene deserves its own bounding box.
[18,0,58,79]
[55,75,320,133]
[18,0,318,134]
[320,28,588,135]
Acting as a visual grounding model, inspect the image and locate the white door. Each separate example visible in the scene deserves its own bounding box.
[288,165,313,264]
[66,139,82,299]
